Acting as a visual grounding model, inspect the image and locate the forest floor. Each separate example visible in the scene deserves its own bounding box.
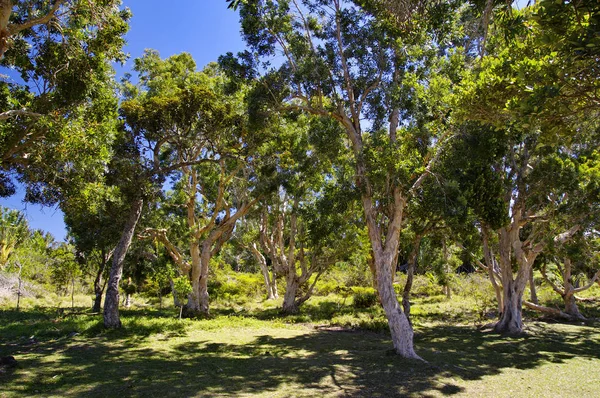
[1,293,599,398]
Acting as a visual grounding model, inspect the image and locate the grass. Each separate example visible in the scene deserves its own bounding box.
[1,282,599,397]
[0,290,600,398]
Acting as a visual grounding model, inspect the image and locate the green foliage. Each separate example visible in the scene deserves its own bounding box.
[0,0,131,203]
[0,207,29,268]
[351,287,378,309]
[50,243,80,295]
[172,276,193,305]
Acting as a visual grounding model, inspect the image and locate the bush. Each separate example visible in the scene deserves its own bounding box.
[351,287,378,308]
[208,271,266,302]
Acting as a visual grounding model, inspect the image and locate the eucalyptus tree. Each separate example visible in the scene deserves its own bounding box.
[62,183,126,312]
[0,0,129,201]
[119,51,259,317]
[250,114,354,313]
[454,2,600,334]
[232,0,468,358]
[536,231,600,320]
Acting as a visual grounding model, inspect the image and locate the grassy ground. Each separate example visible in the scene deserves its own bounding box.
[1,290,599,398]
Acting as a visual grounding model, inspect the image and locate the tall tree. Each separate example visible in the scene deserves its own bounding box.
[120,51,258,317]
[233,0,465,358]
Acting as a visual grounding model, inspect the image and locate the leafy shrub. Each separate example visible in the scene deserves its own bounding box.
[208,271,265,302]
[351,287,378,308]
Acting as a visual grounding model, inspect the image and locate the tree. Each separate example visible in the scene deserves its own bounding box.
[455,2,600,334]
[234,0,466,358]
[63,183,125,312]
[121,51,259,317]
[0,0,130,201]
[50,242,80,310]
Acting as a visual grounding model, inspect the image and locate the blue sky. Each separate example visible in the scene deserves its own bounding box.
[0,0,246,241]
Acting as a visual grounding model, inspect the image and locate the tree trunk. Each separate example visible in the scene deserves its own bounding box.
[376,252,420,359]
[270,272,279,299]
[250,243,277,300]
[494,278,523,334]
[103,198,144,328]
[186,241,210,317]
[561,259,584,319]
[563,289,584,319]
[528,267,538,304]
[402,234,422,321]
[71,277,75,310]
[124,293,131,308]
[282,272,300,314]
[482,227,503,313]
[92,252,108,312]
[443,240,451,299]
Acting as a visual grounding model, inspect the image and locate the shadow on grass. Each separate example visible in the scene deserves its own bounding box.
[1,305,600,397]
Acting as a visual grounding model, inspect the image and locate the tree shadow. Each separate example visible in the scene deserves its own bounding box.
[1,310,598,397]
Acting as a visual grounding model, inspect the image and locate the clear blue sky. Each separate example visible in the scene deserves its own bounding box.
[0,0,245,241]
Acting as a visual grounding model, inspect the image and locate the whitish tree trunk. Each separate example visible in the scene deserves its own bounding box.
[376,252,419,359]
[270,272,279,298]
[104,198,144,328]
[494,278,523,334]
[561,259,584,319]
[124,293,131,308]
[282,273,300,314]
[250,243,277,300]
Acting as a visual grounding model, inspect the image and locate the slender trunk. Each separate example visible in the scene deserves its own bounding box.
[16,262,22,312]
[71,277,75,311]
[443,240,451,299]
[124,293,131,308]
[282,272,299,314]
[528,267,538,304]
[251,243,276,300]
[92,255,107,312]
[402,235,422,320]
[482,227,503,313]
[270,271,279,298]
[104,198,144,328]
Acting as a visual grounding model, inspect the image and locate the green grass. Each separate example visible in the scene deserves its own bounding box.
[1,291,599,398]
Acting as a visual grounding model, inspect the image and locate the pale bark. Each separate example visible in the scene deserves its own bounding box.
[282,273,300,313]
[103,198,143,328]
[540,260,600,320]
[250,242,277,299]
